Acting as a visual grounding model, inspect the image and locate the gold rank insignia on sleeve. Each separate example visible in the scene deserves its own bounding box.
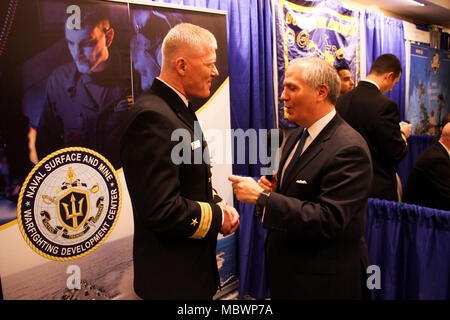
[189,201,212,239]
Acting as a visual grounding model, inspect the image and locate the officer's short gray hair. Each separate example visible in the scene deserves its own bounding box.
[161,23,217,63]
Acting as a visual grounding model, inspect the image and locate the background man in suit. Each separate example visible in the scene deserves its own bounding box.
[229,57,373,299]
[120,23,239,300]
[335,64,354,96]
[336,54,411,201]
[402,122,450,211]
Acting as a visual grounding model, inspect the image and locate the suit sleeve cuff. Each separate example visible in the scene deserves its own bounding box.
[261,192,288,232]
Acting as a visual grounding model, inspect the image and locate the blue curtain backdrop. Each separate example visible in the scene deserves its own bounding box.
[236,197,270,298]
[365,11,406,121]
[365,199,450,300]
[154,0,276,299]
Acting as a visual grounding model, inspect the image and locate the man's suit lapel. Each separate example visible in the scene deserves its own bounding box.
[280,115,340,191]
[151,78,196,132]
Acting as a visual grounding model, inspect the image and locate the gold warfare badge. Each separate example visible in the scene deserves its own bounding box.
[17,148,121,261]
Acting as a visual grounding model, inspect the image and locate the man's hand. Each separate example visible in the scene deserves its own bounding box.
[220,205,240,236]
[400,122,412,139]
[228,175,264,205]
[258,174,277,192]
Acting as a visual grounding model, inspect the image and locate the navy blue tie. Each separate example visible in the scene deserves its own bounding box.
[282,129,309,186]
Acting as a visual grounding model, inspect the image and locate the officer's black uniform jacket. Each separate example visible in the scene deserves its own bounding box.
[120,78,222,299]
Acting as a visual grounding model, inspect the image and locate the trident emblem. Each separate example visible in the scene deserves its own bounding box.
[61,193,85,229]
[58,189,89,231]
[56,167,90,231]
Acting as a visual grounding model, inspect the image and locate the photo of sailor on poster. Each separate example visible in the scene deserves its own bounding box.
[35,1,132,170]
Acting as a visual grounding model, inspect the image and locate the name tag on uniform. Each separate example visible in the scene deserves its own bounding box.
[191,140,202,150]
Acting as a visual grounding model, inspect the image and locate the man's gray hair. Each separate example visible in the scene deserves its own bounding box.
[162,23,217,63]
[291,57,341,105]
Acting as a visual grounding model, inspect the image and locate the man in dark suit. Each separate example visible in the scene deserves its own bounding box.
[229,57,373,299]
[402,123,450,211]
[120,23,239,300]
[336,54,411,201]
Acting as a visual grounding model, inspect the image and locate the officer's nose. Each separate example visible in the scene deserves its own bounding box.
[211,64,219,77]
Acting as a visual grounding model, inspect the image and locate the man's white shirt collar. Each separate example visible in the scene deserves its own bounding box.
[360,78,380,91]
[306,108,336,142]
[157,77,189,107]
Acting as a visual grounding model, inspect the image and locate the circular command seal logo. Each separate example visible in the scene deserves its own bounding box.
[17,147,121,261]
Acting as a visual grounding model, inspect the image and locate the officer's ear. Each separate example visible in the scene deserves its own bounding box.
[175,57,187,76]
[105,28,114,47]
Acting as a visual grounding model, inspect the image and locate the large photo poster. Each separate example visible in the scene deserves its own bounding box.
[408,44,450,135]
[0,0,235,300]
[274,0,360,127]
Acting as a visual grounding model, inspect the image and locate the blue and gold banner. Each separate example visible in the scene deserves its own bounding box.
[274,0,360,127]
